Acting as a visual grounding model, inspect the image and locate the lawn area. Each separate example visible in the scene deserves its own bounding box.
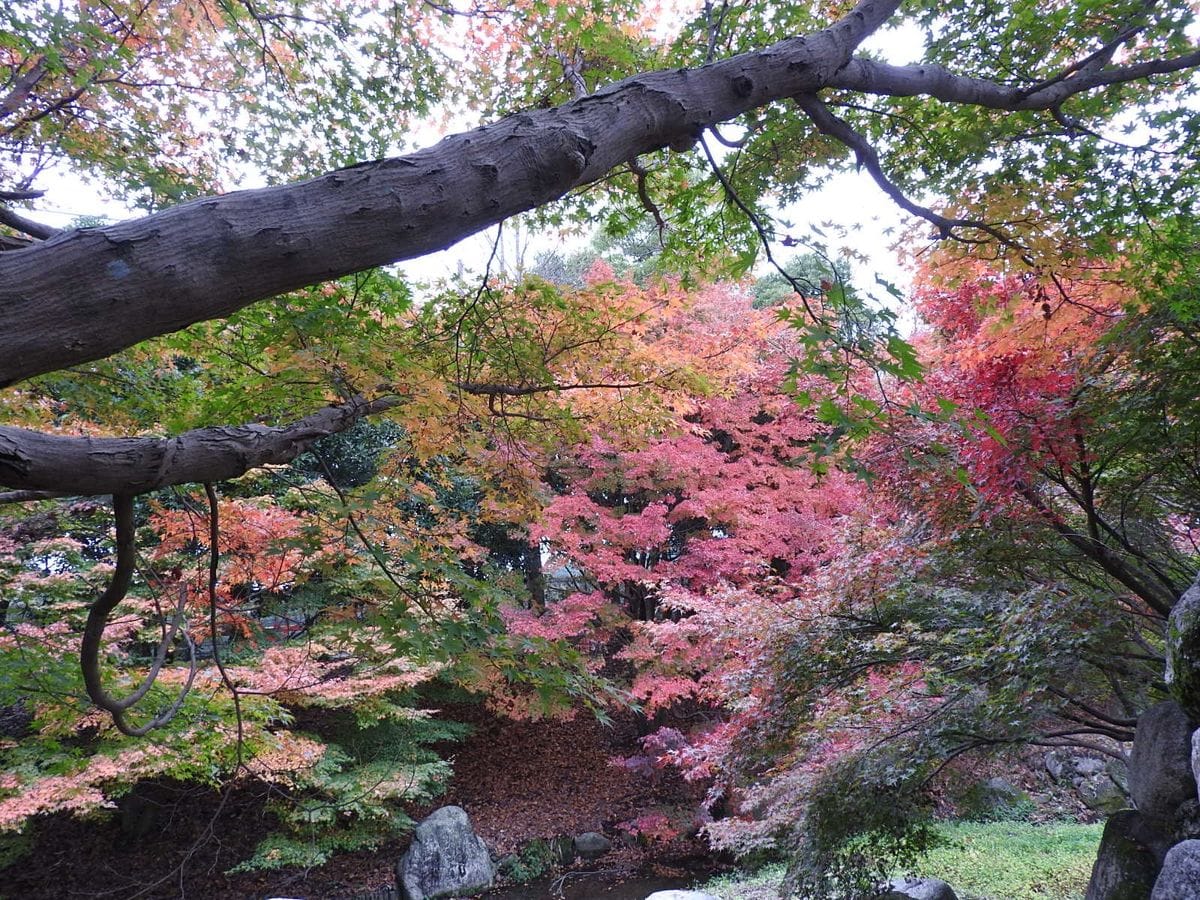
[915,820,1103,900]
[696,820,1103,900]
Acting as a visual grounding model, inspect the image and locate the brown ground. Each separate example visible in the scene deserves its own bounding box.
[0,705,706,900]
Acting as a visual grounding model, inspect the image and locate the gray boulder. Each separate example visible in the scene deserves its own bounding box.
[397,806,495,900]
[1046,750,1068,781]
[880,876,958,900]
[644,893,721,900]
[574,831,612,860]
[1047,750,1130,814]
[1079,773,1132,815]
[1167,574,1200,719]
[1152,839,1200,899]
[1130,702,1197,823]
[1109,756,1132,795]
[1085,810,1158,900]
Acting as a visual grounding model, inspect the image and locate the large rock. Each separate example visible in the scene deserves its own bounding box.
[1165,799,1200,852]
[1079,772,1132,815]
[1085,810,1158,900]
[1167,574,1200,719]
[1046,750,1068,781]
[880,876,958,900]
[1129,701,1197,823]
[1047,752,1131,814]
[1152,839,1200,899]
[644,893,721,900]
[959,776,1031,821]
[397,806,495,900]
[574,831,612,860]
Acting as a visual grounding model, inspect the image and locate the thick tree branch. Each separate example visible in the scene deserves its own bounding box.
[794,93,1016,245]
[0,189,45,201]
[1009,9,1152,103]
[828,49,1200,109]
[0,0,903,387]
[0,204,59,240]
[0,56,49,120]
[0,395,399,495]
[0,2,1193,389]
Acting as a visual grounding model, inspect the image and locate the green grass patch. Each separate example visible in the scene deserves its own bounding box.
[694,821,1102,900]
[696,862,787,900]
[905,820,1103,900]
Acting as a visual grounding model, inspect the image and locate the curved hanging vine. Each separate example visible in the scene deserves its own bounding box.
[80,493,198,737]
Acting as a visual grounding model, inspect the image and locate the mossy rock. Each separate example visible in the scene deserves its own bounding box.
[1084,811,1157,900]
[958,777,1035,822]
[1166,576,1200,720]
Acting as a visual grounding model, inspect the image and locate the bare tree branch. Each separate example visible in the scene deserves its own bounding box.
[0,189,45,201]
[0,0,905,387]
[794,93,1017,245]
[0,395,400,495]
[829,48,1200,110]
[0,204,59,240]
[628,157,669,241]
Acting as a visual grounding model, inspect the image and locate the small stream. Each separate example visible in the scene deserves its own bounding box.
[483,873,698,899]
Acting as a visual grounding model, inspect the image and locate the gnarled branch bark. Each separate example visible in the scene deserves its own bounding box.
[0,204,58,241]
[0,395,398,495]
[0,0,905,387]
[826,49,1200,109]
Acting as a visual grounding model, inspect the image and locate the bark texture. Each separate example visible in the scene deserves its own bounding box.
[0,0,898,387]
[0,396,394,495]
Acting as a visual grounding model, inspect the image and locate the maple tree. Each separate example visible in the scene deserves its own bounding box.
[672,253,1200,896]
[1,1,1194,693]
[535,337,862,706]
[1,0,1199,891]
[0,490,453,866]
[0,255,786,873]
